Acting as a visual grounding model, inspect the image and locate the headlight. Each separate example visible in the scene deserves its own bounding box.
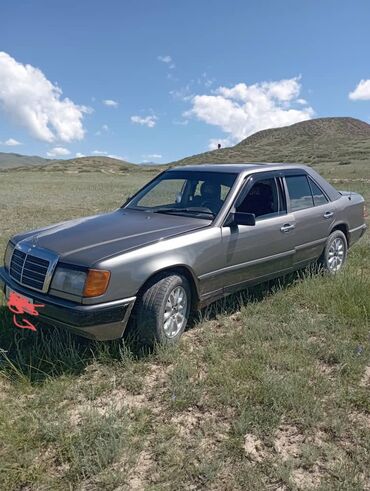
[4,242,15,271]
[51,267,87,296]
[50,266,111,297]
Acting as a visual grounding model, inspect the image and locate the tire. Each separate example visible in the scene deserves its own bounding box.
[134,273,191,347]
[318,230,348,274]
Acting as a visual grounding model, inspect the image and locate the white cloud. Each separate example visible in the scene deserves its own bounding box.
[131,115,157,128]
[92,150,108,155]
[173,119,189,126]
[95,124,109,136]
[2,138,22,146]
[170,85,193,101]
[108,154,125,160]
[143,153,162,159]
[46,146,71,157]
[198,72,215,88]
[0,51,88,142]
[349,79,370,100]
[184,77,314,144]
[158,55,175,70]
[158,55,172,64]
[103,99,119,107]
[75,152,85,158]
[204,78,214,88]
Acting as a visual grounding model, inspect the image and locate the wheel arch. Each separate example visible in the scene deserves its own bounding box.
[135,264,200,311]
[330,222,349,245]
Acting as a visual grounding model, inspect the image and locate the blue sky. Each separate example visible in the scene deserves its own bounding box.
[1,0,370,163]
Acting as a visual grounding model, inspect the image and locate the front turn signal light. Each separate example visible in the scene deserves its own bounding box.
[363,203,368,219]
[83,269,111,297]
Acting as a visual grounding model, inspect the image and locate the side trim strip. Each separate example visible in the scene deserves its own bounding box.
[295,237,326,251]
[199,249,295,280]
[349,224,366,234]
[223,265,293,292]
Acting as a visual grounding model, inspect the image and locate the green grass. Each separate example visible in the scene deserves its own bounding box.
[0,169,369,490]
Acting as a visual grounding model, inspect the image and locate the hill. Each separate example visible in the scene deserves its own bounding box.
[0,152,50,169]
[2,117,370,176]
[0,156,163,174]
[169,117,370,169]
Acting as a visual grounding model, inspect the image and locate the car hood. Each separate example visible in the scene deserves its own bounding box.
[13,209,211,266]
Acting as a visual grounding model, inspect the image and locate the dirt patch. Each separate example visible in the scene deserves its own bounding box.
[291,466,323,489]
[143,363,173,415]
[144,363,170,391]
[229,312,242,323]
[69,388,147,425]
[68,362,174,425]
[349,410,370,428]
[125,450,154,491]
[274,424,305,460]
[0,376,11,401]
[316,361,336,377]
[243,433,269,463]
[360,366,370,387]
[172,407,230,443]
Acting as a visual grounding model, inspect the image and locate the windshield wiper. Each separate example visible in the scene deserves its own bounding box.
[152,207,215,218]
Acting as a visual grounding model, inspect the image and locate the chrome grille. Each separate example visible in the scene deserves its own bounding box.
[9,248,51,292]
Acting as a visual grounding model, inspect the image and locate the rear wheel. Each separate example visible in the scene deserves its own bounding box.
[318,230,347,274]
[134,273,191,346]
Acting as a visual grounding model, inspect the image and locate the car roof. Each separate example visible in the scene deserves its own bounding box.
[167,162,341,201]
[169,162,311,174]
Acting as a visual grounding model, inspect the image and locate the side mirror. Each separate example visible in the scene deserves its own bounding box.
[225,212,256,227]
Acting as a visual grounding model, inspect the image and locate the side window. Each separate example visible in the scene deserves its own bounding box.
[308,178,328,206]
[236,177,286,219]
[285,175,314,211]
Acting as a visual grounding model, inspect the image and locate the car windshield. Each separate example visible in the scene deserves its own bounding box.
[125,170,237,218]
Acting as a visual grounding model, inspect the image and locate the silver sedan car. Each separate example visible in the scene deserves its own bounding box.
[0,163,367,345]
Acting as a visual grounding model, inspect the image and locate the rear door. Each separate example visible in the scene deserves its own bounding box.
[283,172,334,266]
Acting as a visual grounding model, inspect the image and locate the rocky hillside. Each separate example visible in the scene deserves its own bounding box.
[169,117,370,168]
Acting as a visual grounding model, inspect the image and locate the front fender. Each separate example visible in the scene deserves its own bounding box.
[83,227,221,305]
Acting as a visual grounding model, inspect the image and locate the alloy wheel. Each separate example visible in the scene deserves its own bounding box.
[163,286,188,338]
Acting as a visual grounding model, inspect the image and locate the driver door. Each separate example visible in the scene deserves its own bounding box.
[220,172,296,293]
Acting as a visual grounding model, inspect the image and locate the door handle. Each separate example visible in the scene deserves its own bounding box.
[323,211,334,219]
[280,223,295,233]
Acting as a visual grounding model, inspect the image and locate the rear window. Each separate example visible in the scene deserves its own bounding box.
[285,175,314,211]
[308,178,328,206]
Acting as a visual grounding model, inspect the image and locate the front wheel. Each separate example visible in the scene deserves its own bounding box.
[318,230,348,274]
[134,273,191,346]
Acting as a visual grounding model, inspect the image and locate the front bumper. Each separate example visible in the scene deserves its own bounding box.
[0,267,136,341]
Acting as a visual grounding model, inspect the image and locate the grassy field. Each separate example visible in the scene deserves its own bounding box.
[0,167,369,490]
